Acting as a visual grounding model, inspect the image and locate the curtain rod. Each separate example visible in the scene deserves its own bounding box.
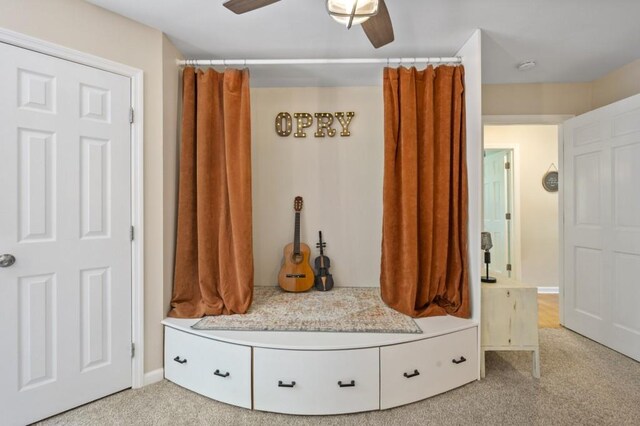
[178,57,462,67]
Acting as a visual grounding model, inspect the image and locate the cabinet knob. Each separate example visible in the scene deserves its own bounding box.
[173,356,187,364]
[338,380,355,387]
[278,380,296,388]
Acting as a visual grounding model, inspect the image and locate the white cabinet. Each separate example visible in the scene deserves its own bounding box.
[164,327,252,408]
[162,320,479,415]
[481,280,540,378]
[380,327,478,409]
[253,347,379,415]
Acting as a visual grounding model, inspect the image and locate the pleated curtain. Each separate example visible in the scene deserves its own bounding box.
[380,66,470,318]
[168,67,253,318]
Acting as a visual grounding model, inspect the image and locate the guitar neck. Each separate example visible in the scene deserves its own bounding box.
[294,212,301,255]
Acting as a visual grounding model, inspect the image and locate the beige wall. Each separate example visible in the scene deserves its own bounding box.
[483,83,593,116]
[251,87,384,287]
[484,59,640,116]
[0,0,182,374]
[484,125,559,287]
[592,58,640,109]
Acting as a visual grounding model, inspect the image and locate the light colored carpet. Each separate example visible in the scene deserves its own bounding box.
[192,287,421,334]
[38,328,640,426]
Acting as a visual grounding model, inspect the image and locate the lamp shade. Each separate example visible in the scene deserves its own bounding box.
[327,0,378,27]
[481,232,493,251]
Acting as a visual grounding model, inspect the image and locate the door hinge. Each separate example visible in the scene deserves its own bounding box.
[505,161,511,170]
[130,226,135,241]
[505,212,511,220]
[129,107,134,124]
[506,263,512,271]
[131,342,135,358]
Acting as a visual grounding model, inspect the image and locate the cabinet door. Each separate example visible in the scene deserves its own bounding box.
[482,287,538,347]
[164,327,252,409]
[380,327,478,409]
[253,347,379,415]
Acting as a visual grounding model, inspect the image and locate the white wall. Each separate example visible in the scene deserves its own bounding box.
[251,87,384,286]
[457,30,483,324]
[162,35,183,325]
[484,125,559,287]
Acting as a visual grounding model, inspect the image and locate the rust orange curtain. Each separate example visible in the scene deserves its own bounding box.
[380,66,470,318]
[168,67,253,318]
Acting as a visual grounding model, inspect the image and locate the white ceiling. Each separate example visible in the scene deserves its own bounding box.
[87,0,640,87]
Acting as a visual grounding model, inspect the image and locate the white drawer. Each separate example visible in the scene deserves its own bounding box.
[380,327,478,409]
[253,347,379,415]
[164,327,252,408]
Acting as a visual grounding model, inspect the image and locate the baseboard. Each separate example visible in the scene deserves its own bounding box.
[143,368,164,386]
[537,287,559,294]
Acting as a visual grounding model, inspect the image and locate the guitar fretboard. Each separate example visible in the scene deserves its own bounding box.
[294,212,301,256]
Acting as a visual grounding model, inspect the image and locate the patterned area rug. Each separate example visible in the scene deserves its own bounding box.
[192,287,422,334]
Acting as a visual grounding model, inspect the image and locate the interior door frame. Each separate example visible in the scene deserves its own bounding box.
[483,115,572,325]
[0,27,146,388]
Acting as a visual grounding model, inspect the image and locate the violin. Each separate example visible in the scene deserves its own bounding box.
[314,231,334,291]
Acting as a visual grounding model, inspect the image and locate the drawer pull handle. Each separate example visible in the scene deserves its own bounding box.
[278,380,296,388]
[338,380,355,387]
[403,369,420,378]
[213,369,230,378]
[452,356,467,364]
[173,356,187,364]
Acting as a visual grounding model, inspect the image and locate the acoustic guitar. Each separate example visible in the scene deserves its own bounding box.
[278,196,315,292]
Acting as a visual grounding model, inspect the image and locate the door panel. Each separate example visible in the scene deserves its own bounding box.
[573,152,601,226]
[18,273,57,391]
[0,41,132,425]
[564,94,640,362]
[483,150,511,276]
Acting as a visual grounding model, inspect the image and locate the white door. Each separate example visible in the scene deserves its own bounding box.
[483,150,512,276]
[0,42,132,425]
[563,94,640,362]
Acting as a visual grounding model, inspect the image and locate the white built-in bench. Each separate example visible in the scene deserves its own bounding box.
[162,316,479,415]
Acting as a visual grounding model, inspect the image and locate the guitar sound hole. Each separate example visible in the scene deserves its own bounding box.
[292,253,303,264]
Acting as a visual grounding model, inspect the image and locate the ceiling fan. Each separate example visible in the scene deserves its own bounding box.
[222,0,395,48]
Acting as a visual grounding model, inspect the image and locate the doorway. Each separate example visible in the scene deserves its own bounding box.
[483,123,561,328]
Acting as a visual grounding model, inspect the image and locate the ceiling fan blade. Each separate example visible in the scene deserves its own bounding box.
[362,0,394,48]
[223,0,281,14]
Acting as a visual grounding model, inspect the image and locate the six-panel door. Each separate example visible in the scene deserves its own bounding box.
[0,41,132,425]
[563,94,640,361]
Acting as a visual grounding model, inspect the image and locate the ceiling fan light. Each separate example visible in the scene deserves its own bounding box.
[327,0,379,27]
